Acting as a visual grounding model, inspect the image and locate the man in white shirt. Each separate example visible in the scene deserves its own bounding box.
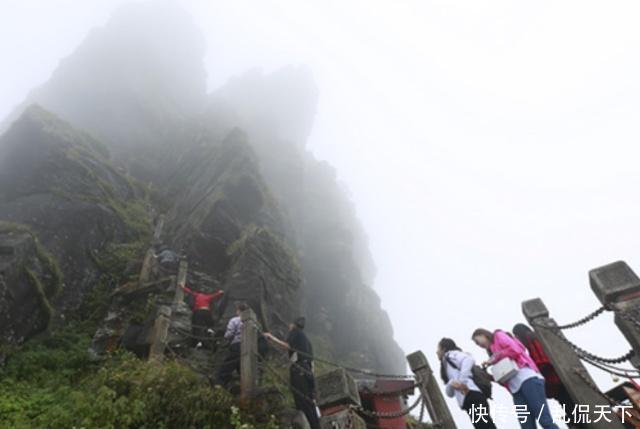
[214,302,247,387]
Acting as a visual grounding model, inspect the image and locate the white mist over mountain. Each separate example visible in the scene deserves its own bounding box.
[3,1,640,426]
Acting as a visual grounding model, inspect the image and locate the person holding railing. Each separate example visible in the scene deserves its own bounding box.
[214,302,247,387]
[264,317,320,429]
[438,338,497,428]
[472,328,560,429]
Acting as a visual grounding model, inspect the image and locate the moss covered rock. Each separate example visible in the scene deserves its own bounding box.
[0,224,62,342]
[0,107,151,343]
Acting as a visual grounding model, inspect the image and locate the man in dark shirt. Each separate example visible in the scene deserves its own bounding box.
[264,317,319,429]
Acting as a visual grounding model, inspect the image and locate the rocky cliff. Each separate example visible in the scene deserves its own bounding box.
[0,106,150,342]
[205,68,404,372]
[0,0,403,381]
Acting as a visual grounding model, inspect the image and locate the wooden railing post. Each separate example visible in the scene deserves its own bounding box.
[240,308,259,402]
[149,305,171,362]
[407,350,456,429]
[590,261,640,368]
[523,298,625,428]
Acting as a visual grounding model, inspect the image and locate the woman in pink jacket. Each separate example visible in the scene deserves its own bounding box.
[472,328,559,429]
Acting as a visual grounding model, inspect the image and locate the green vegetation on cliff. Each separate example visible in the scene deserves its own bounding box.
[0,327,278,429]
[0,221,64,329]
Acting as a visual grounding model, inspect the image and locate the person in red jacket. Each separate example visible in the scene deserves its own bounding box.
[180,282,224,348]
[513,324,585,429]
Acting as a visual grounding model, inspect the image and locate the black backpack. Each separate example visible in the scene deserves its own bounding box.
[446,356,493,399]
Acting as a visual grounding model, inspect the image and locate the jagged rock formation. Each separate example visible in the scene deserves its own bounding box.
[0,106,151,336]
[1,2,206,181]
[205,69,404,372]
[0,1,404,374]
[165,129,301,328]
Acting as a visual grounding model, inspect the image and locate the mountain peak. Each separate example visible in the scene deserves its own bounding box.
[4,1,207,155]
[209,65,319,146]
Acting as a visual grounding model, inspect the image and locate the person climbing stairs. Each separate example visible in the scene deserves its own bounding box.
[179,280,224,348]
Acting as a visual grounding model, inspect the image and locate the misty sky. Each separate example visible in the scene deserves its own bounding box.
[3,1,640,426]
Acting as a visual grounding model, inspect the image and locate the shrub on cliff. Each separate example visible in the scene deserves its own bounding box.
[0,327,278,429]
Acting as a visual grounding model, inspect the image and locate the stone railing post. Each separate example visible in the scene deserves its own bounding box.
[240,308,259,402]
[407,350,456,429]
[138,248,155,286]
[523,298,625,428]
[171,259,188,311]
[590,261,640,368]
[149,305,172,362]
[317,368,366,429]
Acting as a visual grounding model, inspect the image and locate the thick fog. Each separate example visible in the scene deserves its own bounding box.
[3,1,640,426]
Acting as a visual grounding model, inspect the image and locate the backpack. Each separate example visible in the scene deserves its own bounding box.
[446,356,494,399]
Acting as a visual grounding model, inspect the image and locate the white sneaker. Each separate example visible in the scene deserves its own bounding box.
[196,341,203,348]
[206,329,215,335]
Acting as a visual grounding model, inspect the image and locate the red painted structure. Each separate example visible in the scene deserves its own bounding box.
[317,376,416,428]
[357,378,416,429]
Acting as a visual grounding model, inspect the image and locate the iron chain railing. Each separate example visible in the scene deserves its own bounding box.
[553,305,609,330]
[249,320,414,380]
[350,394,423,420]
[531,319,637,372]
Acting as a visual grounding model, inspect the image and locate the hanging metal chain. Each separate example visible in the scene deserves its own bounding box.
[188,323,219,329]
[573,367,619,407]
[364,383,419,398]
[572,366,640,425]
[350,394,423,419]
[553,305,609,330]
[573,362,640,425]
[169,326,216,341]
[257,352,423,427]
[257,354,319,405]
[257,361,291,399]
[578,354,640,378]
[564,338,634,365]
[251,320,415,379]
[313,354,414,379]
[531,319,636,366]
[418,397,425,423]
[287,351,418,397]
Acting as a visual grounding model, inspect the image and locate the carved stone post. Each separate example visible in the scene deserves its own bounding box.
[407,350,456,429]
[149,305,172,362]
[172,259,188,311]
[138,248,155,286]
[317,368,366,429]
[523,298,625,428]
[590,261,640,368]
[240,308,259,402]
